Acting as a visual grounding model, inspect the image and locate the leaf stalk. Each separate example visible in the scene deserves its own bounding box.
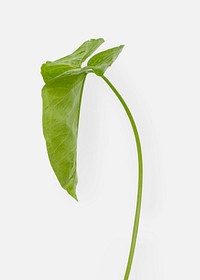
[101,75,143,280]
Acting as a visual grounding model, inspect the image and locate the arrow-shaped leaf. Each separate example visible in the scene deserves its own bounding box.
[41,39,124,200]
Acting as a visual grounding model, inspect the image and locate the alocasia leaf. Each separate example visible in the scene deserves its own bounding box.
[41,39,124,199]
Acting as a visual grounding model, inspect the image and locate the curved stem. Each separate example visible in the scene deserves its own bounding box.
[101,75,143,280]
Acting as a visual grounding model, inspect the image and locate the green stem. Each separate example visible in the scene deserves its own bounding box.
[101,75,143,280]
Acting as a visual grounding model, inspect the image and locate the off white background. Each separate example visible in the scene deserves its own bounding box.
[0,0,200,279]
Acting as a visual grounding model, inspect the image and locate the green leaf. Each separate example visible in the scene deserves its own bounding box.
[42,71,86,200]
[87,45,124,76]
[41,38,104,83]
[41,38,124,200]
[55,38,104,66]
[41,39,144,280]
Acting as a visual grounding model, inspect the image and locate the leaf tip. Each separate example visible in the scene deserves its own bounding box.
[71,193,79,202]
[66,186,79,202]
[117,44,125,53]
[97,37,105,43]
[88,37,105,48]
[89,37,104,44]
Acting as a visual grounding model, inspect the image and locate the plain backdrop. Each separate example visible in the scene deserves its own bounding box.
[0,0,200,279]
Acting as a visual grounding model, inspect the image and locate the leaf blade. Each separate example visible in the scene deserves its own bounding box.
[41,38,104,83]
[42,72,86,200]
[87,45,124,76]
[55,38,104,66]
